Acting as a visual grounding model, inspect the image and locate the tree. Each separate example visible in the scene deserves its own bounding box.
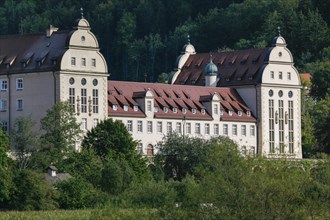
[9,169,58,210]
[311,60,330,99]
[82,118,150,180]
[38,102,82,166]
[10,116,39,169]
[0,129,13,206]
[155,133,212,181]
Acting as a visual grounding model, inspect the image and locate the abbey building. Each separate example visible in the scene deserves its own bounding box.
[0,18,302,158]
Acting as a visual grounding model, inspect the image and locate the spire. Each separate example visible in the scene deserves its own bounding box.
[209,53,213,63]
[277,26,281,36]
[80,7,84,19]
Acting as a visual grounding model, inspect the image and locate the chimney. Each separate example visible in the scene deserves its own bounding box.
[46,25,58,37]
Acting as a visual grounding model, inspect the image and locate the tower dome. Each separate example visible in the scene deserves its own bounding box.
[204,56,218,76]
[272,26,286,46]
[182,35,196,54]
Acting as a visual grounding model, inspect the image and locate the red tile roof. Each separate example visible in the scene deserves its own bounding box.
[300,73,312,83]
[108,81,256,122]
[174,48,270,86]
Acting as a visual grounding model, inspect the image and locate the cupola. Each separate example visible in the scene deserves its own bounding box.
[272,26,287,47]
[182,35,196,55]
[204,54,218,87]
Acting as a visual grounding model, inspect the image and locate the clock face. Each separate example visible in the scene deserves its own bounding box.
[69,77,75,85]
[81,78,87,86]
[269,89,274,97]
[93,79,98,86]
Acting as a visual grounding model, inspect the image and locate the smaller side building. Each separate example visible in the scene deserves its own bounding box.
[45,166,72,185]
[108,81,257,156]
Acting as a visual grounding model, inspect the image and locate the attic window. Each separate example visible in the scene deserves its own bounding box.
[123,105,128,111]
[225,78,230,82]
[220,110,224,115]
[238,111,242,116]
[134,106,139,111]
[247,111,251,117]
[192,108,196,114]
[113,104,118,111]
[228,110,233,116]
[248,76,253,80]
[154,107,158,112]
[163,107,168,113]
[173,108,177,113]
[182,108,187,114]
[191,80,196,85]
[201,109,206,115]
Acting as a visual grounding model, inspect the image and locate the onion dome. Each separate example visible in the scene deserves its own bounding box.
[204,55,218,76]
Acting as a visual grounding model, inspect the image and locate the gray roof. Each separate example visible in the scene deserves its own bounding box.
[45,173,72,185]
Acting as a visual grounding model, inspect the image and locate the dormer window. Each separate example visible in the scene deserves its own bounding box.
[154,106,158,112]
[134,105,139,111]
[220,110,224,115]
[113,104,118,111]
[163,107,168,113]
[201,109,206,115]
[192,108,196,114]
[238,111,242,116]
[173,108,177,113]
[247,111,251,117]
[182,108,187,114]
[123,105,128,111]
[228,110,233,116]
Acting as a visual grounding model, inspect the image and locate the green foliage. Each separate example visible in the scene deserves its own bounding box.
[310,60,330,99]
[9,169,58,210]
[56,177,107,209]
[0,128,9,167]
[10,116,39,169]
[38,102,82,167]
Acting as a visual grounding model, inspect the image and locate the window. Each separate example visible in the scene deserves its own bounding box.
[247,111,251,117]
[287,72,291,80]
[113,104,118,111]
[91,58,96,67]
[127,120,133,132]
[123,105,128,111]
[71,57,76,66]
[147,101,152,112]
[195,123,201,134]
[201,109,206,115]
[137,121,143,132]
[214,124,219,135]
[220,110,224,116]
[250,147,255,156]
[16,99,23,111]
[0,99,7,112]
[278,90,283,97]
[182,108,187,114]
[69,77,75,85]
[1,80,8,91]
[241,125,246,136]
[250,125,255,136]
[81,118,87,130]
[137,143,143,154]
[270,71,274,79]
[134,106,139,111]
[186,122,191,134]
[223,124,228,135]
[279,100,284,153]
[279,71,283,79]
[228,110,233,116]
[269,100,275,153]
[205,123,210,135]
[16,78,23,90]
[81,58,86,67]
[288,91,293,98]
[241,146,246,156]
[232,124,237,136]
[81,78,87,86]
[1,121,8,132]
[93,89,99,113]
[147,121,153,133]
[93,79,98,86]
[192,109,196,114]
[157,121,163,133]
[176,122,182,133]
[214,104,219,114]
[147,144,154,156]
[69,88,75,112]
[164,107,168,113]
[288,101,294,154]
[269,89,274,97]
[167,122,172,133]
[154,106,158,112]
[173,108,177,113]
[81,89,87,113]
[238,111,242,116]
[93,118,99,127]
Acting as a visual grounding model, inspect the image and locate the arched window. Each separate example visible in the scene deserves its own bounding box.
[147,144,154,156]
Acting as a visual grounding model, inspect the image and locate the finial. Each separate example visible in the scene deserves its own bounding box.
[187,34,190,44]
[80,7,84,19]
[209,52,213,63]
[277,26,281,36]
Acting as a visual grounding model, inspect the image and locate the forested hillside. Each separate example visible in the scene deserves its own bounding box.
[0,0,329,82]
